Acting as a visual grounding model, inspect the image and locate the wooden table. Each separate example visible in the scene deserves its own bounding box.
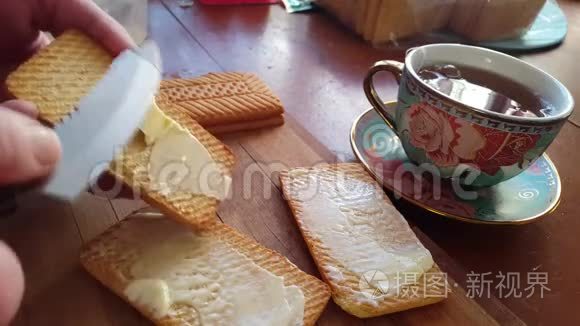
[3,0,580,325]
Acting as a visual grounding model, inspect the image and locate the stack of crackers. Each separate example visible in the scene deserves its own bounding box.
[157,73,285,134]
[7,30,447,324]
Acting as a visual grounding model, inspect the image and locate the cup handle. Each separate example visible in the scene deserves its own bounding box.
[363,60,404,129]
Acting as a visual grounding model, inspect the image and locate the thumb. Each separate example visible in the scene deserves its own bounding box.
[0,109,61,185]
[0,241,24,325]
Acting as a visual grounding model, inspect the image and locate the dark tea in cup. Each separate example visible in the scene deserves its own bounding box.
[417,64,555,118]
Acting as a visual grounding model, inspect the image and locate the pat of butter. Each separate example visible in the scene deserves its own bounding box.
[126,218,305,325]
[125,279,171,318]
[139,103,231,200]
[140,102,174,145]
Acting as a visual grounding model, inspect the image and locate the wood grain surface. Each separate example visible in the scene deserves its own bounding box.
[2,0,580,325]
[94,0,148,44]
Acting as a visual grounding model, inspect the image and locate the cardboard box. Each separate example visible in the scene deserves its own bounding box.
[363,0,382,41]
[317,0,546,43]
[317,0,456,44]
[371,0,455,43]
[449,0,546,41]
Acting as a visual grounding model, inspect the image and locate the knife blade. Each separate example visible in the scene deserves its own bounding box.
[42,41,162,200]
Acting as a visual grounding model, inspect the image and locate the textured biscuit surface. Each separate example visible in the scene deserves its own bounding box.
[7,30,235,228]
[7,30,284,134]
[110,104,235,228]
[204,115,285,134]
[280,163,448,318]
[7,31,112,125]
[157,73,285,132]
[81,215,331,325]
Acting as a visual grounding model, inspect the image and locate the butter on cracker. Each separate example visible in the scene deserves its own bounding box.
[81,216,331,325]
[280,164,448,318]
[140,102,232,200]
[7,30,236,228]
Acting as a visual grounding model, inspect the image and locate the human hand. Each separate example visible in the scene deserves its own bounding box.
[0,241,23,326]
[0,0,133,61]
[0,100,61,185]
[0,100,60,325]
[0,0,135,99]
[0,0,135,323]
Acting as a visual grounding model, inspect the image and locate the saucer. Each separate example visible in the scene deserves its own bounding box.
[350,103,561,225]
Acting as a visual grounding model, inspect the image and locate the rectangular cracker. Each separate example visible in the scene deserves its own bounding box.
[6,31,112,125]
[204,115,285,134]
[80,214,331,325]
[156,73,285,134]
[110,104,235,228]
[6,30,235,228]
[280,163,448,318]
[6,30,284,137]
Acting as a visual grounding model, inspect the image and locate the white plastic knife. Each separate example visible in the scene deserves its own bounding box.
[42,41,162,200]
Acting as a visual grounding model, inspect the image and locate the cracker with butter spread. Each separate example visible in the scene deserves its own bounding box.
[6,30,235,228]
[80,214,331,325]
[280,163,448,318]
[110,102,235,228]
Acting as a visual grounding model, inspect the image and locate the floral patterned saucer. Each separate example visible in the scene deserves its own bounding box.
[350,104,562,225]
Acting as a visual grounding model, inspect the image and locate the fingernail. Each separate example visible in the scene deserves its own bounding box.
[28,126,61,167]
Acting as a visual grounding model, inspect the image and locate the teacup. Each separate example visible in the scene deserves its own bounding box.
[363,44,574,187]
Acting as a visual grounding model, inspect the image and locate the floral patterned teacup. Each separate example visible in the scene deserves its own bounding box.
[363,44,574,187]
